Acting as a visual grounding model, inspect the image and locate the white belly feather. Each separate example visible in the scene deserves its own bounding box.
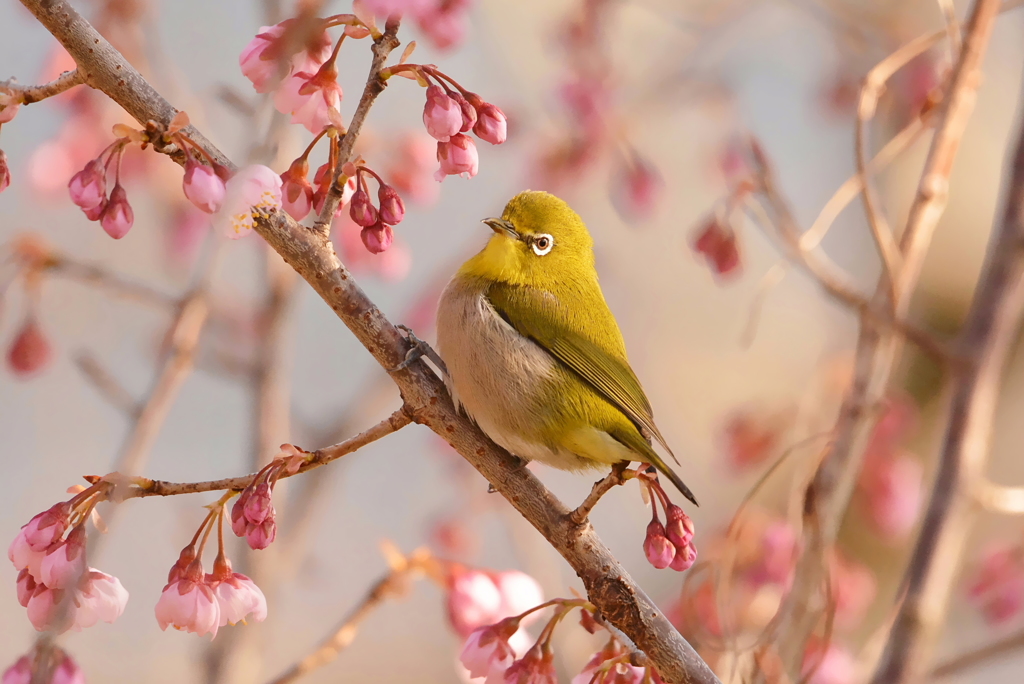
[435,276,599,470]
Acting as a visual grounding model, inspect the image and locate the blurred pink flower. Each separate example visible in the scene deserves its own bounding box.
[388,133,440,205]
[856,451,923,541]
[156,572,221,638]
[746,520,797,587]
[801,641,855,684]
[39,527,86,589]
[423,85,464,142]
[828,551,876,630]
[435,134,479,181]
[71,569,129,630]
[183,158,226,214]
[492,571,543,622]
[503,645,556,684]
[274,68,342,135]
[239,22,332,93]
[447,567,504,637]
[415,0,470,51]
[968,545,1024,625]
[51,652,84,684]
[7,317,52,379]
[573,655,644,684]
[460,619,518,681]
[362,0,431,16]
[100,184,134,239]
[217,164,283,239]
[1,656,31,684]
[721,409,787,471]
[166,205,211,267]
[611,154,662,222]
[691,216,740,279]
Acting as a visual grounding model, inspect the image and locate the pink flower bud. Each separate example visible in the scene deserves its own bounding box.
[280,159,313,220]
[51,651,84,684]
[434,133,478,181]
[422,85,463,142]
[0,95,20,124]
[100,184,134,239]
[665,505,694,548]
[503,645,557,684]
[68,159,107,211]
[472,100,507,145]
[16,569,37,608]
[183,157,226,214]
[243,483,273,525]
[2,656,31,684]
[349,188,379,227]
[7,317,52,378]
[246,518,276,550]
[691,216,740,278]
[0,150,10,193]
[39,526,87,589]
[450,91,477,133]
[669,543,697,572]
[27,585,65,632]
[360,223,394,254]
[21,503,71,551]
[83,200,107,222]
[230,490,250,538]
[643,520,676,570]
[155,572,221,638]
[377,184,405,224]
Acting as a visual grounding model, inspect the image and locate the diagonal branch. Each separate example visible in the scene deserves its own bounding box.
[21,2,720,681]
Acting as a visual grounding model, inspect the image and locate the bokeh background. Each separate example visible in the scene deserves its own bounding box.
[3,0,1024,682]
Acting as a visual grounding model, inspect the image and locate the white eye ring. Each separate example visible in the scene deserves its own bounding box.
[532,233,555,256]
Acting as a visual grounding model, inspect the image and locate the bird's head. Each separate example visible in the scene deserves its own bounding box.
[462,191,596,289]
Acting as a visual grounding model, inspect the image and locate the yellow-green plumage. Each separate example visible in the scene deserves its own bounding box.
[436,191,697,505]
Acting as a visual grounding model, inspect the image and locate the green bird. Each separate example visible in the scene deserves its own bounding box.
[435,190,698,506]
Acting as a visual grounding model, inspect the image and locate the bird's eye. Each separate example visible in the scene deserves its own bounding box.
[532,234,554,256]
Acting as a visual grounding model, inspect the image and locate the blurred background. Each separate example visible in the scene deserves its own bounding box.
[3,0,1024,682]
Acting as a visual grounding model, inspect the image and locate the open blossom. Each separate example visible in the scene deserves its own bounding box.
[70,569,129,630]
[435,134,479,181]
[423,85,463,142]
[217,165,282,239]
[274,68,342,135]
[183,158,226,214]
[459,618,519,681]
[156,571,221,638]
[208,558,267,627]
[239,22,332,93]
[39,527,86,589]
[7,318,52,378]
[100,184,134,239]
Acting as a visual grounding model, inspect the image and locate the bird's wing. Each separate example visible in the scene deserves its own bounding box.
[485,282,679,465]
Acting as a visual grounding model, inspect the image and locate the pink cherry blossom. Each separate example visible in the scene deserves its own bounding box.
[460,620,518,681]
[0,92,20,124]
[968,545,1024,625]
[51,652,84,684]
[422,85,463,142]
[349,188,379,227]
[155,573,221,638]
[239,22,332,93]
[281,159,314,220]
[9,531,45,577]
[447,567,503,637]
[360,223,394,254]
[471,99,507,145]
[100,184,134,239]
[435,134,478,181]
[746,521,798,587]
[491,571,543,624]
[183,158,226,214]
[0,150,10,193]
[208,558,267,626]
[503,645,557,684]
[68,159,107,211]
[857,452,923,541]
[16,569,37,607]
[1,656,31,684]
[217,164,283,239]
[71,569,129,630]
[7,318,53,378]
[273,68,342,135]
[643,520,675,570]
[21,503,71,551]
[231,481,278,550]
[691,215,740,278]
[415,0,470,50]
[829,551,876,630]
[39,527,86,589]
[611,154,662,222]
[27,585,64,632]
[801,641,855,684]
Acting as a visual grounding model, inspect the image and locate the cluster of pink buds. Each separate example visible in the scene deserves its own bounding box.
[347,165,405,253]
[967,543,1024,625]
[156,495,268,638]
[2,646,84,684]
[460,599,667,684]
[690,213,741,279]
[610,151,663,223]
[67,139,135,239]
[382,63,506,181]
[230,444,305,550]
[240,15,372,133]
[640,474,697,572]
[8,485,129,633]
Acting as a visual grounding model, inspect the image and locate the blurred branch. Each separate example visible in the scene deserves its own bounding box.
[42,253,178,308]
[870,64,1024,684]
[24,3,723,681]
[74,350,140,417]
[1,69,84,104]
[931,628,1024,679]
[266,547,433,684]
[126,408,412,498]
[975,481,1024,514]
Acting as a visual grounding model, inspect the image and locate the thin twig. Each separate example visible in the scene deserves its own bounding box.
[975,481,1024,514]
[43,254,178,308]
[870,47,1024,684]
[23,3,721,681]
[312,22,401,234]
[266,551,431,684]
[124,408,412,499]
[74,351,140,417]
[570,462,632,525]
[930,629,1024,679]
[1,69,84,104]
[937,0,963,61]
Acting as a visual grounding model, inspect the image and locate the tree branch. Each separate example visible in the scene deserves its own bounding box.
[930,628,1024,679]
[870,65,1024,684]
[1,69,85,104]
[21,2,721,681]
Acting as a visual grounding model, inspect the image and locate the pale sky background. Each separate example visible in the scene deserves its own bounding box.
[2,0,1024,683]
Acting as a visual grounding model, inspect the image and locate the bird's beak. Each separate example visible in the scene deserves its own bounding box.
[482,217,520,240]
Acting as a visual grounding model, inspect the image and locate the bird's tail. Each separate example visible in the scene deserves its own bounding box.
[644,449,699,507]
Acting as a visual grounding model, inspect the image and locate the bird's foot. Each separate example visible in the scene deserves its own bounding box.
[569,461,632,526]
[389,325,448,376]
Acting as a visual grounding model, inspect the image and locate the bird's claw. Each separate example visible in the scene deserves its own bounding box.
[389,325,448,376]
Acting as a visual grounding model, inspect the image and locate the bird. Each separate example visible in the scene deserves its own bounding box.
[435,190,698,506]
